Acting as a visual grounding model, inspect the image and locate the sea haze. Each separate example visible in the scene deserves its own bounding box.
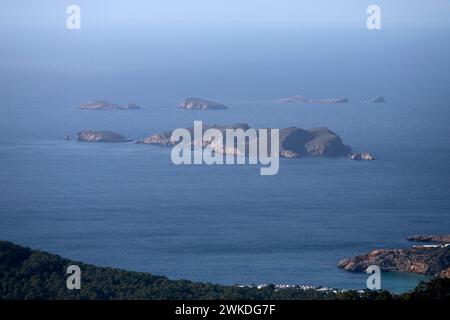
[0,23,449,293]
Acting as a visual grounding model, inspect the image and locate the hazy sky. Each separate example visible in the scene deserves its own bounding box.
[1,0,450,29]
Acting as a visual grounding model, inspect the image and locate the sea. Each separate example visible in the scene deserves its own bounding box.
[0,23,449,293]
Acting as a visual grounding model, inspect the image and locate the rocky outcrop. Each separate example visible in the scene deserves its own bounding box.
[407,235,450,244]
[364,96,386,103]
[137,124,351,158]
[338,247,450,278]
[338,235,450,278]
[279,127,351,157]
[177,97,228,110]
[77,131,129,142]
[349,152,375,161]
[277,95,349,104]
[78,100,140,111]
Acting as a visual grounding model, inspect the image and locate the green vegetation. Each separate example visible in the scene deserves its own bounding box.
[402,277,450,300]
[0,240,448,300]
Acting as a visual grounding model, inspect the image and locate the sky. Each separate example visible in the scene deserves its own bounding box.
[0,1,450,140]
[1,0,450,29]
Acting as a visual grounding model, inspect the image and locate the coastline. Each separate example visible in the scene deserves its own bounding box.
[1,240,446,300]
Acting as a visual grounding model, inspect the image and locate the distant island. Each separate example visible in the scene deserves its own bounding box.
[177,97,228,110]
[77,131,129,142]
[407,235,450,243]
[73,124,375,160]
[137,123,353,158]
[277,95,349,104]
[338,235,450,278]
[1,240,448,300]
[278,126,351,157]
[78,100,140,111]
[137,123,250,147]
[364,96,386,103]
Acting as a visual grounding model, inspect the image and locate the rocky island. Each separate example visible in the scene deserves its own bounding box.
[337,235,450,278]
[77,131,129,142]
[277,95,349,104]
[278,127,351,157]
[78,100,140,111]
[137,123,352,158]
[177,97,228,110]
